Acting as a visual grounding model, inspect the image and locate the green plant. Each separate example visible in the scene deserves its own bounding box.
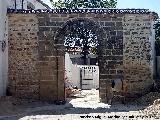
[50,0,117,9]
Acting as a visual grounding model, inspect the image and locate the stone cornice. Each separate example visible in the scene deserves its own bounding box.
[7,8,152,14]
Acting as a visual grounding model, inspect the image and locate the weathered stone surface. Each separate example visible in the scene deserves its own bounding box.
[8,12,154,103]
[8,14,39,99]
[123,14,154,96]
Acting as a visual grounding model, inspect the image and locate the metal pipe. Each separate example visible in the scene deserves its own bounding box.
[15,0,17,10]
[22,0,24,9]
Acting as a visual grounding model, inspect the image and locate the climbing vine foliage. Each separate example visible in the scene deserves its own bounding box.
[50,0,117,9]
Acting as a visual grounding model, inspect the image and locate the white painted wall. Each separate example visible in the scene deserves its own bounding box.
[0,0,8,96]
[8,0,48,9]
[8,0,27,9]
[65,53,81,88]
[27,0,47,9]
[65,53,99,89]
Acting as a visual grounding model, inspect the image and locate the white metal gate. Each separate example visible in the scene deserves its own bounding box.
[78,65,99,90]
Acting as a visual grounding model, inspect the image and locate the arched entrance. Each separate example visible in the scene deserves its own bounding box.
[54,18,106,102]
[8,10,155,104]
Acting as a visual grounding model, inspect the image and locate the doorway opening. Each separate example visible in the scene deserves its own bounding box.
[58,18,101,108]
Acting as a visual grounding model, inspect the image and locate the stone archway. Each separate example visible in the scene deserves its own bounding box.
[55,18,106,63]
[8,10,154,103]
[37,14,124,102]
[52,18,106,101]
[8,12,125,103]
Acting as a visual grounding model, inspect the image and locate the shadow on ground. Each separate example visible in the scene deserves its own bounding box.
[0,99,148,120]
[1,90,160,120]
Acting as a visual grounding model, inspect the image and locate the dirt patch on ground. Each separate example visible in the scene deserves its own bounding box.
[0,91,160,120]
[135,92,160,106]
[0,96,53,117]
[0,96,19,115]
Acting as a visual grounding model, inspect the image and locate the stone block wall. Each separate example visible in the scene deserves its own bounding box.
[36,13,124,102]
[123,14,154,97]
[37,13,65,101]
[8,14,39,99]
[8,10,155,102]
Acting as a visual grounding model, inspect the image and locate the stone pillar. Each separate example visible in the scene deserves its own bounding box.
[8,14,39,99]
[123,14,154,98]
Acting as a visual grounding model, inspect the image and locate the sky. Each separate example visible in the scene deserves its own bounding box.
[42,0,160,16]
